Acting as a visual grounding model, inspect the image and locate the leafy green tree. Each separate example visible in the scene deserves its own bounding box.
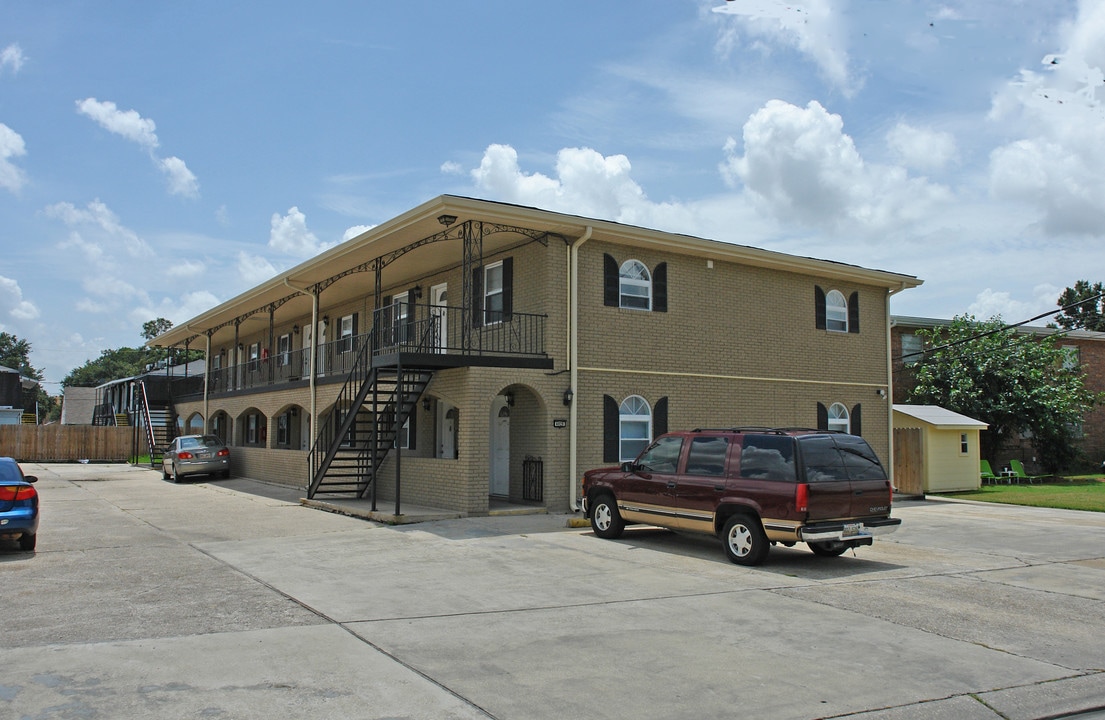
[907,314,1099,472]
[1055,280,1105,332]
[142,318,174,341]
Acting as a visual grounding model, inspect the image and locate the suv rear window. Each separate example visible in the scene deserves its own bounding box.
[798,434,888,482]
[739,434,796,482]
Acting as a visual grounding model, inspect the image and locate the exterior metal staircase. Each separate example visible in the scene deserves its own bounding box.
[137,381,175,468]
[307,327,433,501]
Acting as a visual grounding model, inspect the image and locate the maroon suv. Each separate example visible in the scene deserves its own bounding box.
[581,427,900,565]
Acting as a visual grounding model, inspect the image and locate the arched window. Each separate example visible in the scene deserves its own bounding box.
[828,402,850,433]
[619,395,652,461]
[825,290,848,332]
[619,260,652,310]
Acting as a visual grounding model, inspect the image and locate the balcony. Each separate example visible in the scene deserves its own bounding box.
[197,302,550,398]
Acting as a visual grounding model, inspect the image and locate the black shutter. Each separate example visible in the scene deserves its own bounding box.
[472,266,484,328]
[817,402,828,430]
[653,262,667,313]
[603,394,619,463]
[851,404,862,437]
[502,257,513,321]
[848,292,860,334]
[654,396,668,436]
[604,254,619,307]
[815,286,826,330]
[381,295,392,345]
[408,404,417,450]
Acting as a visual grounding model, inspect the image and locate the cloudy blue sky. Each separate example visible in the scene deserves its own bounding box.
[1,1,1102,386]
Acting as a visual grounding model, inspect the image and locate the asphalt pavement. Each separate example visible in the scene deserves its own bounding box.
[2,462,1104,719]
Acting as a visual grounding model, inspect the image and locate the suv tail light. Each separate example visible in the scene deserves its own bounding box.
[795,483,809,514]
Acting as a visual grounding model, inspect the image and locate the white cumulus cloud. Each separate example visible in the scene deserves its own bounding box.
[0,275,40,322]
[45,199,152,258]
[76,98,160,150]
[987,0,1105,236]
[0,44,24,75]
[269,207,336,257]
[0,123,27,193]
[343,224,375,242]
[720,99,949,235]
[238,251,278,286]
[158,156,199,198]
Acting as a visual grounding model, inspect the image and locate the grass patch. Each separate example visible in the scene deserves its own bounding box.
[939,477,1105,513]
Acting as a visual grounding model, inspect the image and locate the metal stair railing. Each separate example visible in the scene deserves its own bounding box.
[307,330,378,497]
[137,382,158,468]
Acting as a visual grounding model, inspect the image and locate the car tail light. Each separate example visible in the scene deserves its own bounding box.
[0,485,37,501]
[177,451,194,460]
[795,483,809,513]
[216,448,230,457]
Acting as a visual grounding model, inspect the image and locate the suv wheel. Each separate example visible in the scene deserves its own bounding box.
[722,514,768,566]
[808,541,848,557]
[590,494,625,539]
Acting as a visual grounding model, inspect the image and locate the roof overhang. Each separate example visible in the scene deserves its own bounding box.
[152,195,922,348]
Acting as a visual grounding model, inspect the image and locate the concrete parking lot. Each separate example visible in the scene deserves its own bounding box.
[3,462,1104,719]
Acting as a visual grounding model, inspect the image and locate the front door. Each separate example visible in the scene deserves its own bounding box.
[438,403,456,459]
[430,283,448,353]
[490,397,510,496]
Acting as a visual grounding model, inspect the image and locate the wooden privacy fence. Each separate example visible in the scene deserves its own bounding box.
[893,427,924,496]
[0,425,134,462]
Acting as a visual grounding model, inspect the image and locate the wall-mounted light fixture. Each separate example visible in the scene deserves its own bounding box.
[412,285,423,300]
[292,324,300,335]
[563,388,574,406]
[876,388,887,398]
[422,397,431,411]
[321,315,329,328]
[504,390,515,407]
[437,214,457,227]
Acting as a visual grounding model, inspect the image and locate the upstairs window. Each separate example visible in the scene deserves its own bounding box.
[484,262,504,324]
[825,291,848,332]
[604,254,667,312]
[619,260,652,310]
[277,333,292,366]
[339,314,356,353]
[900,333,923,365]
[815,286,859,334]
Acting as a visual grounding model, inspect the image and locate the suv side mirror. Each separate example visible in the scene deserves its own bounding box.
[620,461,636,473]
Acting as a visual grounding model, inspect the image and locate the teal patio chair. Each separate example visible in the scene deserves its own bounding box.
[1009,459,1047,484]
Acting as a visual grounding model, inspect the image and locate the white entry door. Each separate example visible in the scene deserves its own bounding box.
[437,403,456,459]
[489,397,510,496]
[430,283,448,353]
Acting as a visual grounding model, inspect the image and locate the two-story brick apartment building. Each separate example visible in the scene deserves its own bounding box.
[150,196,921,516]
[891,316,1105,472]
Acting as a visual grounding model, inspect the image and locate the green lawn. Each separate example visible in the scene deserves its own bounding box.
[938,477,1105,513]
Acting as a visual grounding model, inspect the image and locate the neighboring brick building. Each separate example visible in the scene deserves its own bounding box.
[891,316,1105,472]
[151,196,921,515]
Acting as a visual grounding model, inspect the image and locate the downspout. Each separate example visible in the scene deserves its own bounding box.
[886,283,908,491]
[567,226,593,511]
[285,279,318,442]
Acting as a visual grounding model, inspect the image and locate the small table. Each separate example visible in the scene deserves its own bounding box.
[1000,469,1017,484]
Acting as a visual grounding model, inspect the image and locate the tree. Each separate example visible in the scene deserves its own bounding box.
[907,315,1099,472]
[142,317,174,341]
[1054,280,1105,332]
[0,332,41,379]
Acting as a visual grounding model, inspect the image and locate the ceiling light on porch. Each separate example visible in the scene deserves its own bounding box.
[437,214,457,227]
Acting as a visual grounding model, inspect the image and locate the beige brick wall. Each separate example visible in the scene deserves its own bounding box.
[173,232,896,511]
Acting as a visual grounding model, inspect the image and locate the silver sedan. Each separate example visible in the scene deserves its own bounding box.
[161,435,231,483]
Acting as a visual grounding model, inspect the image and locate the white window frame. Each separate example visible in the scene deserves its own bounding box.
[825,290,848,332]
[247,413,259,445]
[960,433,969,455]
[901,333,923,366]
[619,260,652,310]
[827,402,850,433]
[619,395,652,462]
[484,261,504,325]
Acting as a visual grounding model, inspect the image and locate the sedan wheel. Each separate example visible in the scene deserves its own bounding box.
[172,465,181,484]
[18,532,36,552]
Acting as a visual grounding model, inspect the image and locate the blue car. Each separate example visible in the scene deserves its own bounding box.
[0,457,38,552]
